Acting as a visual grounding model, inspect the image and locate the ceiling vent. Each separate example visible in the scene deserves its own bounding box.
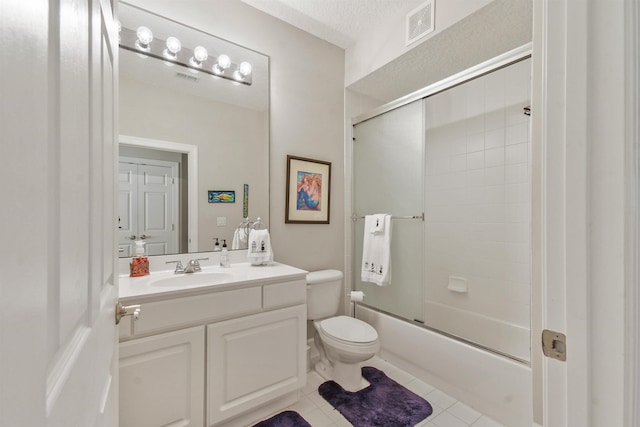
[406,0,435,46]
[175,71,200,83]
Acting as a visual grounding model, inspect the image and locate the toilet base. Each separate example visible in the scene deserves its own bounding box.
[314,359,370,392]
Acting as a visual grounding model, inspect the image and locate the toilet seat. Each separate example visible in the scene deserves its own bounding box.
[318,315,378,344]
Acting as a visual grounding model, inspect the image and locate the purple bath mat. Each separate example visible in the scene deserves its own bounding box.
[252,410,312,427]
[319,366,433,427]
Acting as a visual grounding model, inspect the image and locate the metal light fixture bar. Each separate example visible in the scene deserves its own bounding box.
[119,27,253,86]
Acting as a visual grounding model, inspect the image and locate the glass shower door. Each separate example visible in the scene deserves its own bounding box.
[352,100,424,323]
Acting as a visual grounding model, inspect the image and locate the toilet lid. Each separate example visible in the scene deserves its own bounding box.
[319,316,378,343]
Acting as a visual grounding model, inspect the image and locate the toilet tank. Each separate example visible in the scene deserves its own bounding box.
[306,270,343,320]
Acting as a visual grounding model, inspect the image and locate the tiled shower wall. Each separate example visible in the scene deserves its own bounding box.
[423,58,531,361]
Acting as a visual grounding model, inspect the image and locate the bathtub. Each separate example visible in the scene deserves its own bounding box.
[357,305,533,427]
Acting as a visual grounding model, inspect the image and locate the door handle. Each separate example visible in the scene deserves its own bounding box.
[128,235,137,240]
[139,234,150,240]
[115,302,141,325]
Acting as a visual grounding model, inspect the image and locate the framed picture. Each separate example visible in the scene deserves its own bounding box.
[285,155,331,224]
[208,190,235,203]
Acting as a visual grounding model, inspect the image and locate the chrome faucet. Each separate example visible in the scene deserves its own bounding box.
[166,257,209,274]
[165,260,185,274]
[185,257,209,273]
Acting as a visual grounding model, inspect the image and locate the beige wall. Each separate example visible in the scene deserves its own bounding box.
[124,0,346,273]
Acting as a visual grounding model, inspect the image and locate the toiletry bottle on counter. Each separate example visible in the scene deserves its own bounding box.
[130,240,149,277]
[220,239,230,267]
[213,238,221,252]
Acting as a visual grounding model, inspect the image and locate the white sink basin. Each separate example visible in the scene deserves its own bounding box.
[150,272,234,288]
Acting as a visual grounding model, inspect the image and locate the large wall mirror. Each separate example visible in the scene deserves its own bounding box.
[117,2,269,257]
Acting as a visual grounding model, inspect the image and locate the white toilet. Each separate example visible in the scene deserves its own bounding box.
[306,270,380,392]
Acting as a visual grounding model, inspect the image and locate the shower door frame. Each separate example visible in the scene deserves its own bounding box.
[349,43,533,361]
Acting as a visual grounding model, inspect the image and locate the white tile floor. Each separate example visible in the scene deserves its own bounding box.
[255,356,505,427]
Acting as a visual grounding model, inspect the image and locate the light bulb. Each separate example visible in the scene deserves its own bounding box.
[217,54,231,70]
[135,26,153,50]
[239,61,252,76]
[212,55,229,75]
[232,70,243,81]
[166,37,181,54]
[163,36,181,60]
[193,46,208,62]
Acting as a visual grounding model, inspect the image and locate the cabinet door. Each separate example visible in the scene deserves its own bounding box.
[120,326,205,427]
[207,305,306,426]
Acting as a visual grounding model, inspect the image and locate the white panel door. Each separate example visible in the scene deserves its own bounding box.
[118,159,178,256]
[0,0,119,425]
[46,0,120,425]
[138,163,176,255]
[118,162,137,257]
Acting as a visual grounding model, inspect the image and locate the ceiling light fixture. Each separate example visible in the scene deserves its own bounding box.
[119,26,253,86]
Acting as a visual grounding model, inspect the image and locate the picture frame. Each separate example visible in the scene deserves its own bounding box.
[285,155,331,224]
[208,190,235,203]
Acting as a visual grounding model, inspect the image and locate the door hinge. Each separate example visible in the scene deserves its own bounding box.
[542,329,566,361]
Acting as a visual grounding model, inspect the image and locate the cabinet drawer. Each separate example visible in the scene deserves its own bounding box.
[263,279,306,310]
[135,287,262,335]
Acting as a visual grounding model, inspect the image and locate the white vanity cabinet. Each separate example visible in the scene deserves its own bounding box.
[119,326,205,427]
[118,266,307,427]
[207,304,306,425]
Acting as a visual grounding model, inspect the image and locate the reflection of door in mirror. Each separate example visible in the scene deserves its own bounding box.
[118,156,179,257]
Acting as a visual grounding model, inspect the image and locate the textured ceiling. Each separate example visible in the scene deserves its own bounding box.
[347,0,533,104]
[240,0,425,48]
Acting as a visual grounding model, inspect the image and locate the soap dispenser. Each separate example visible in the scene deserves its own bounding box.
[213,238,221,252]
[220,239,230,267]
[130,240,149,277]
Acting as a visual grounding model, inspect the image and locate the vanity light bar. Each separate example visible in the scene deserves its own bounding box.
[119,26,253,86]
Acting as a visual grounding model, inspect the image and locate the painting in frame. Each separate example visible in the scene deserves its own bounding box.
[208,190,235,203]
[285,155,331,224]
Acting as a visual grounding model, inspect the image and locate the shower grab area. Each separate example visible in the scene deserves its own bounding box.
[352,50,532,363]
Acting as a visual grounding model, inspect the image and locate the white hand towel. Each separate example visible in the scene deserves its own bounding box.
[247,229,273,265]
[369,214,387,234]
[361,214,392,286]
[231,227,247,250]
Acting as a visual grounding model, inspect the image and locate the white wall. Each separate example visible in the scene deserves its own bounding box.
[124,0,346,272]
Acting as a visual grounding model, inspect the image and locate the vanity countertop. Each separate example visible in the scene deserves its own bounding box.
[119,262,308,303]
